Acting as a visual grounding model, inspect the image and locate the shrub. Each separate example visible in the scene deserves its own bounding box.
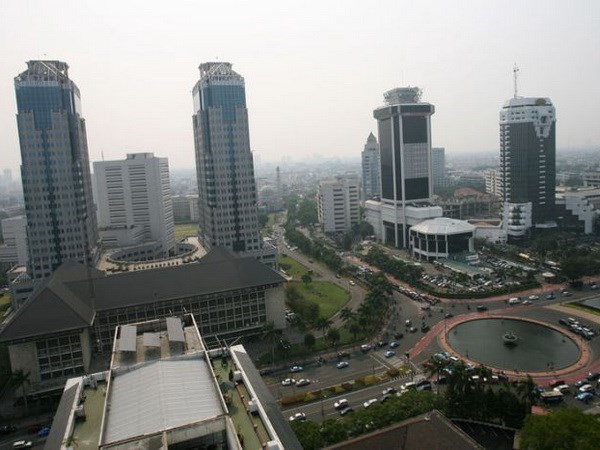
[386,368,400,378]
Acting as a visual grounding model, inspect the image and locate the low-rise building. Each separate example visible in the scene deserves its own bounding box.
[0,248,286,393]
[44,315,302,450]
[409,217,475,261]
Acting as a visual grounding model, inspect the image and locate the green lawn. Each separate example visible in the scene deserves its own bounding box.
[294,281,350,319]
[278,255,310,278]
[174,223,198,241]
[0,294,11,316]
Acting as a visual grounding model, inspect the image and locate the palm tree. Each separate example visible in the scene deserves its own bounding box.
[316,317,332,339]
[348,321,361,341]
[11,369,30,410]
[339,307,355,323]
[261,321,280,366]
[327,328,340,348]
[424,356,447,394]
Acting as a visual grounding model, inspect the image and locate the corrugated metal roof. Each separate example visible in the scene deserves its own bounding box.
[102,359,223,445]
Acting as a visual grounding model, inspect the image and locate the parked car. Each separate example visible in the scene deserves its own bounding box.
[289,365,304,373]
[289,412,307,422]
[393,333,404,340]
[336,361,349,369]
[576,392,594,403]
[281,378,296,386]
[296,379,311,387]
[546,292,556,300]
[360,344,372,353]
[382,387,397,396]
[337,351,350,359]
[384,350,396,358]
[579,384,595,393]
[528,295,540,300]
[558,319,569,326]
[339,406,354,416]
[389,341,399,348]
[587,372,600,382]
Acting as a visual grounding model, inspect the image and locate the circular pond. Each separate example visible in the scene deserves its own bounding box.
[447,318,581,372]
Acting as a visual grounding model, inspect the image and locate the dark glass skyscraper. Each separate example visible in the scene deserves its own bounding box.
[192,62,276,266]
[15,61,98,279]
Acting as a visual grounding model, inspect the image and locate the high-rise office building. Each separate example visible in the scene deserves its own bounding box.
[93,153,175,254]
[192,62,276,266]
[15,61,98,279]
[500,97,556,238]
[317,177,360,233]
[365,87,442,247]
[431,147,446,190]
[361,132,381,200]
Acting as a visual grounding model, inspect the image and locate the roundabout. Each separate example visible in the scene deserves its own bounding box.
[438,315,591,379]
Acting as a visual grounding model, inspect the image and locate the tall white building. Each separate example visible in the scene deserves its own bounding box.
[15,60,98,279]
[192,62,276,267]
[93,153,175,256]
[361,132,381,200]
[317,177,360,233]
[0,215,28,266]
[365,87,442,247]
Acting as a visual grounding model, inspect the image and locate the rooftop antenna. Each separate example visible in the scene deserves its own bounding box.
[513,63,519,98]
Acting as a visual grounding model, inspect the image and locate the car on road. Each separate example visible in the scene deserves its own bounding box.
[259,368,273,376]
[289,412,307,422]
[409,326,418,333]
[334,399,349,410]
[522,300,532,305]
[476,305,488,312]
[417,381,432,391]
[382,387,397,396]
[337,351,350,358]
[574,380,589,388]
[339,406,354,416]
[405,319,412,326]
[421,325,430,332]
[508,297,521,305]
[558,319,569,326]
[393,333,404,340]
[281,378,296,386]
[363,398,378,408]
[289,365,304,373]
[528,295,540,300]
[360,344,372,353]
[296,379,311,387]
[587,372,600,382]
[579,384,595,393]
[576,392,594,403]
[37,426,50,437]
[546,292,556,300]
[562,291,571,297]
[337,361,349,369]
[389,341,399,348]
[401,381,417,391]
[384,350,396,358]
[12,442,32,449]
[444,312,454,319]
[349,280,356,286]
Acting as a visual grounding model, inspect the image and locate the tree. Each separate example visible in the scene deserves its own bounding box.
[424,356,447,394]
[261,321,280,366]
[327,328,340,347]
[348,321,361,341]
[304,332,316,351]
[301,273,312,284]
[316,317,332,339]
[289,420,324,450]
[520,407,600,450]
[339,307,355,323]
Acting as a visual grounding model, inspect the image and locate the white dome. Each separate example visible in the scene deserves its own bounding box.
[410,217,475,236]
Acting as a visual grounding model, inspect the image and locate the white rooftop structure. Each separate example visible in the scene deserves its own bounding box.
[103,359,223,444]
[411,217,476,235]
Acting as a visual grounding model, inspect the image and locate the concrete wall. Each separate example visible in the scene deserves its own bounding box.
[8,341,39,385]
[264,285,286,330]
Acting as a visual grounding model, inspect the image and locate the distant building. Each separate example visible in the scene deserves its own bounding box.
[0,248,286,390]
[366,87,443,247]
[317,177,360,233]
[192,62,276,267]
[361,132,381,200]
[94,153,175,257]
[484,169,501,197]
[172,194,199,224]
[431,147,447,190]
[500,97,557,238]
[45,316,302,450]
[15,60,98,279]
[583,167,600,188]
[0,215,28,266]
[556,187,600,234]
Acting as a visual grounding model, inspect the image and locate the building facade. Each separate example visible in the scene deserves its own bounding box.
[317,177,360,233]
[500,97,556,238]
[93,153,175,255]
[583,168,600,188]
[361,132,381,200]
[484,169,502,197]
[431,147,446,191]
[366,87,442,248]
[15,61,98,279]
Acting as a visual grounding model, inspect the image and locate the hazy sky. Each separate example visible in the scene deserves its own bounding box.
[1,0,599,172]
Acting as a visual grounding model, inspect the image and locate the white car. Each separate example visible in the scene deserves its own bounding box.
[508,297,521,305]
[289,365,304,373]
[363,398,378,408]
[289,412,306,422]
[349,280,356,286]
[528,295,539,300]
[281,378,296,386]
[334,399,349,410]
[336,361,349,369]
[580,384,594,393]
[12,442,32,449]
[384,350,396,358]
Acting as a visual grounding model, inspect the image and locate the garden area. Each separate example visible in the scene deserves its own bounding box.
[278,254,312,279]
[174,223,198,241]
[287,281,349,321]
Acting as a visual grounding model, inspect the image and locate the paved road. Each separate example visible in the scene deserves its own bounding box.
[0,431,45,450]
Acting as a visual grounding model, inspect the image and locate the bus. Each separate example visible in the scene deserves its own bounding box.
[540,390,563,404]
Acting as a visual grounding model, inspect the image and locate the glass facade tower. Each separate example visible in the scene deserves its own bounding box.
[192,62,275,265]
[15,61,98,279]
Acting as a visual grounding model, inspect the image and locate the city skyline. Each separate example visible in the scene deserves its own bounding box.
[1,1,599,173]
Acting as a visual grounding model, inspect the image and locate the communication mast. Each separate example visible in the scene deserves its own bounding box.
[513,64,519,98]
